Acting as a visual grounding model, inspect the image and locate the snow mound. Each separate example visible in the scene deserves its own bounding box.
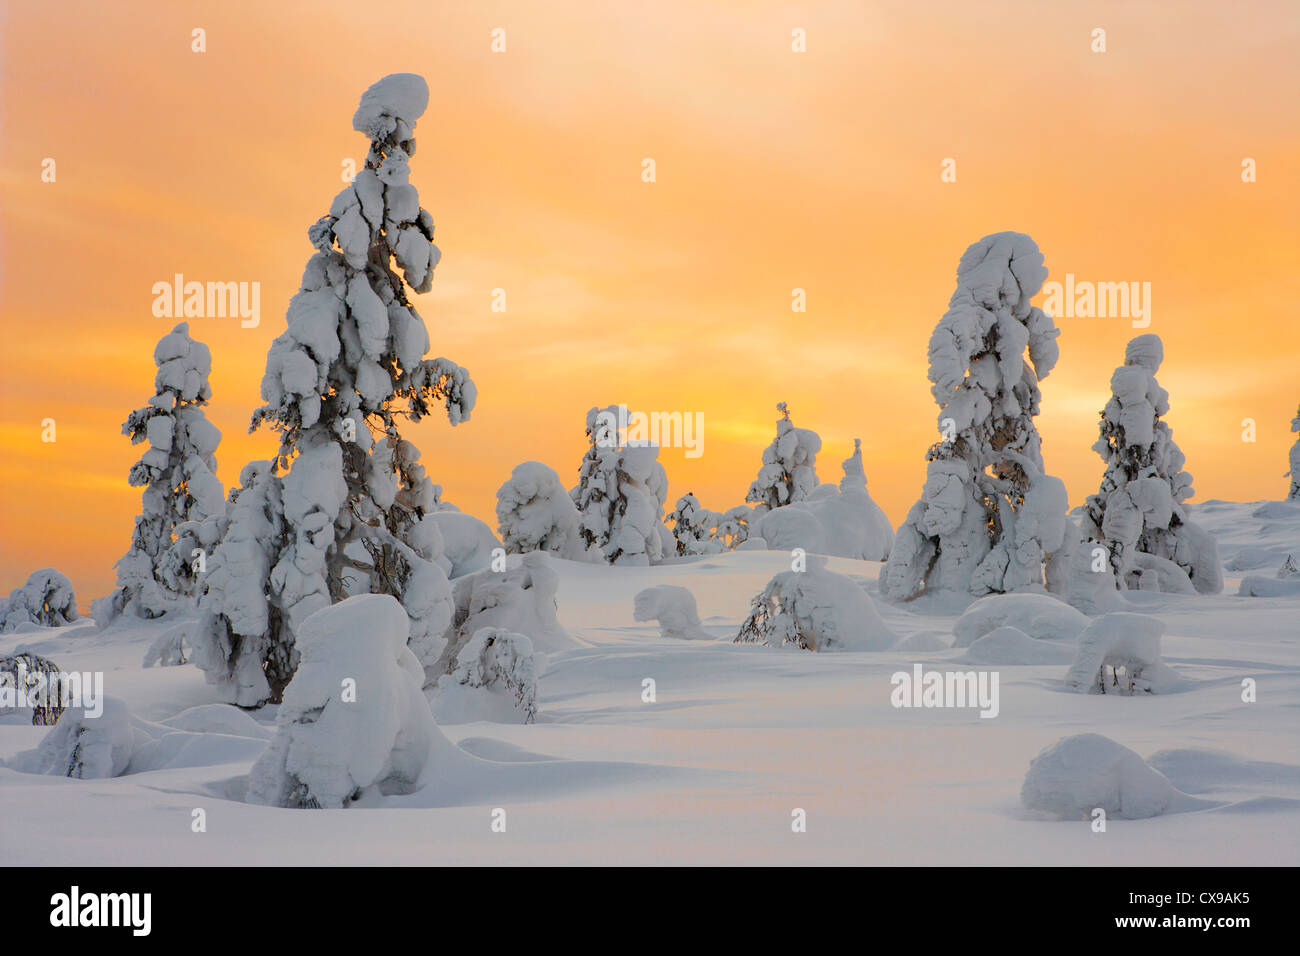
[141,621,192,667]
[953,593,1088,647]
[735,556,898,651]
[433,627,538,724]
[1021,734,1182,820]
[1064,612,1179,694]
[960,625,1077,665]
[20,698,136,779]
[1,569,79,632]
[247,594,454,808]
[421,510,502,579]
[160,704,272,739]
[632,585,711,640]
[893,630,951,651]
[1238,574,1300,597]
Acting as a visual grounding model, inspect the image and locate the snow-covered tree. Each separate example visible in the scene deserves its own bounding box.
[1,570,80,632]
[570,405,669,565]
[193,74,473,707]
[666,493,723,555]
[439,627,538,724]
[735,556,897,651]
[496,461,586,559]
[1076,334,1222,595]
[1288,404,1300,500]
[713,505,754,550]
[95,323,224,624]
[746,402,821,513]
[882,232,1069,601]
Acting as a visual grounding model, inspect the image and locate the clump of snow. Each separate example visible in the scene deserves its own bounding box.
[1021,733,1181,820]
[352,73,429,138]
[1,569,80,632]
[633,585,711,640]
[960,625,1076,665]
[420,510,502,578]
[497,461,587,560]
[434,627,538,724]
[746,402,821,513]
[883,232,1069,601]
[1063,612,1178,694]
[571,405,669,565]
[247,595,452,809]
[1075,334,1223,598]
[141,621,192,668]
[952,592,1089,647]
[735,556,898,651]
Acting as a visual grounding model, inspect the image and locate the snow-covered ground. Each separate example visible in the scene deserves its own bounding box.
[2,499,1297,865]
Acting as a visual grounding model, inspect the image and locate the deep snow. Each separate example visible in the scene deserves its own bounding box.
[0,499,1297,865]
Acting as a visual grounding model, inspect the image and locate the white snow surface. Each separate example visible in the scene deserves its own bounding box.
[0,500,1297,863]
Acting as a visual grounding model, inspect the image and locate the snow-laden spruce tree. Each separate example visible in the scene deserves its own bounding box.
[1288,405,1300,500]
[882,232,1069,601]
[1076,334,1222,595]
[95,323,224,624]
[193,74,474,707]
[666,493,723,555]
[746,402,821,513]
[496,461,586,559]
[570,405,669,565]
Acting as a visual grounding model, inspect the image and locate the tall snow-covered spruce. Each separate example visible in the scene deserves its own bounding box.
[882,232,1069,600]
[94,323,224,623]
[193,74,475,707]
[1288,404,1300,500]
[1075,334,1222,595]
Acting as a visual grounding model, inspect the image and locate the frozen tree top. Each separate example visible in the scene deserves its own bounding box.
[353,73,430,135]
[1124,333,1164,371]
[954,231,1049,315]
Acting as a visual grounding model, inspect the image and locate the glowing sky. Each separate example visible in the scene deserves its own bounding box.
[2,0,1297,598]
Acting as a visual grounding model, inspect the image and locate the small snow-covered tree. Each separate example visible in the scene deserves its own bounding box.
[1,570,80,632]
[1288,404,1300,500]
[96,323,224,623]
[570,405,669,565]
[882,232,1069,601]
[1076,334,1222,595]
[713,505,754,550]
[666,493,723,555]
[194,74,473,707]
[440,627,538,724]
[496,461,585,559]
[735,557,897,651]
[746,402,821,513]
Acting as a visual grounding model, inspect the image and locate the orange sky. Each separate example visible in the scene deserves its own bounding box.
[2,0,1297,599]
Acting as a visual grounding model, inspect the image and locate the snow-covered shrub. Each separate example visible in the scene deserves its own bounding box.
[195,74,472,707]
[247,595,450,808]
[95,323,225,624]
[420,510,501,578]
[436,627,538,724]
[666,494,724,556]
[142,622,192,668]
[713,505,755,551]
[1021,733,1180,820]
[960,626,1076,665]
[883,233,1069,601]
[1,569,80,632]
[1238,555,1300,597]
[1075,334,1222,597]
[952,593,1089,648]
[633,585,711,640]
[571,405,669,565]
[735,557,898,651]
[25,698,136,779]
[432,552,574,680]
[0,652,66,725]
[1289,405,1300,500]
[496,461,586,560]
[746,402,821,514]
[1063,612,1176,694]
